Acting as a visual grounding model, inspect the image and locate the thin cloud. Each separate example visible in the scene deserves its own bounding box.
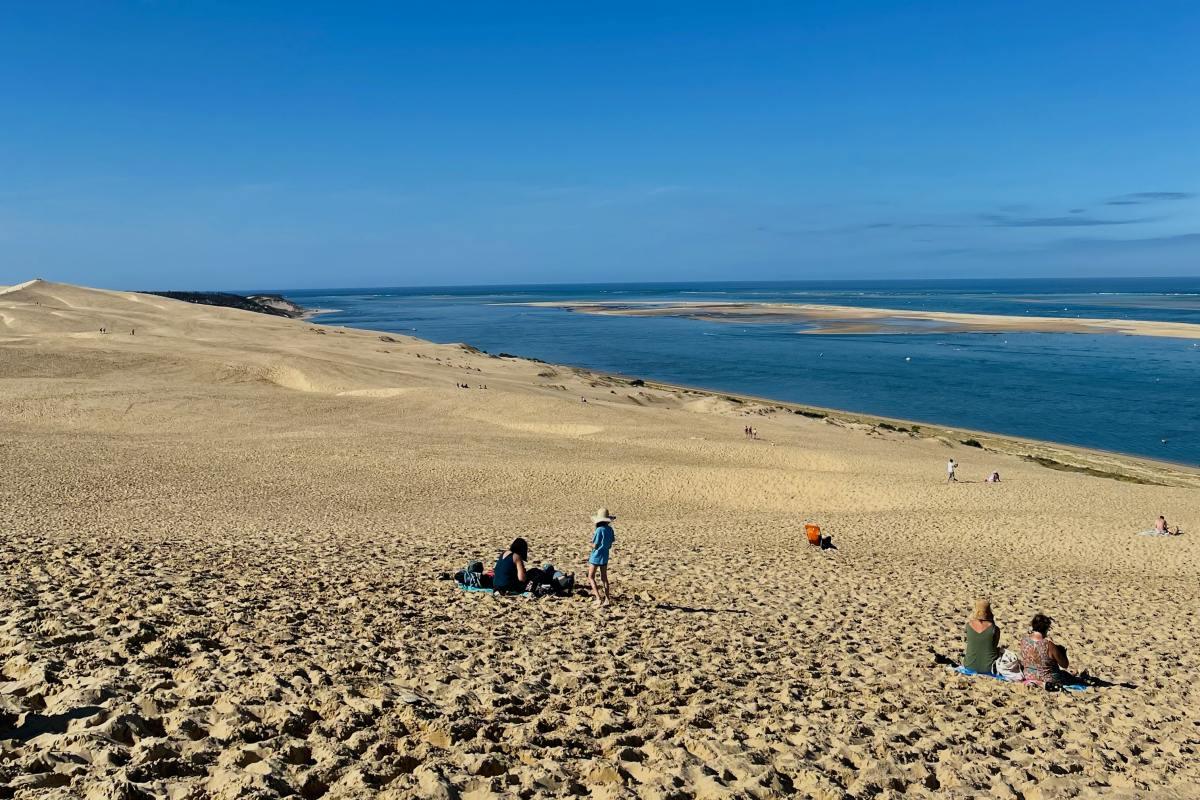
[1052,232,1200,249]
[1105,191,1195,205]
[980,213,1159,228]
[847,221,962,232]
[1125,191,1194,201]
[920,232,1200,258]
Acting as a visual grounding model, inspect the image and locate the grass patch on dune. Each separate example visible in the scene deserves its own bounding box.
[1021,455,1165,486]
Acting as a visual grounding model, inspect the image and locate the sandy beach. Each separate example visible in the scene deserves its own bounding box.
[529,301,1200,340]
[2,280,1199,799]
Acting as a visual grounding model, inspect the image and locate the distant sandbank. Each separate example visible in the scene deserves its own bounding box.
[524,300,1200,339]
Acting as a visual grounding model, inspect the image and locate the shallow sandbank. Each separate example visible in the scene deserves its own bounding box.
[526,300,1200,339]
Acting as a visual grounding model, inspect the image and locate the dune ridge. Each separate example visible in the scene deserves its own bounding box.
[2,280,1199,798]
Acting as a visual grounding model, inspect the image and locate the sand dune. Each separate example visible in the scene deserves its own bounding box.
[2,280,1199,798]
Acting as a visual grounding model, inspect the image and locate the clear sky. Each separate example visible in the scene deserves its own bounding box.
[2,1,1198,290]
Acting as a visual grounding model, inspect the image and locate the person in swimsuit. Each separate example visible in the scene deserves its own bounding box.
[962,599,1001,673]
[1155,515,1181,535]
[493,537,536,595]
[1018,613,1070,685]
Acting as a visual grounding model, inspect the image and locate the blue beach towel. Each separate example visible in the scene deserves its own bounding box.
[456,583,530,597]
[953,664,1087,692]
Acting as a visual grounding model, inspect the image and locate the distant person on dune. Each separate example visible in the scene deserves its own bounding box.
[985,471,1000,483]
[1154,515,1181,535]
[588,508,616,607]
[947,459,958,483]
[962,599,1001,673]
[1019,613,1071,687]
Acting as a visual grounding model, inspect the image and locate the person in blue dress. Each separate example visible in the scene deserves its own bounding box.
[588,508,616,607]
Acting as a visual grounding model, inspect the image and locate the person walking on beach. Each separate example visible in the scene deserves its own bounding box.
[588,508,616,607]
[946,458,958,483]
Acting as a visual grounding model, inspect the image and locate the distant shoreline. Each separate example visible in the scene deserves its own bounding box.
[279,304,1200,479]
[468,352,1200,485]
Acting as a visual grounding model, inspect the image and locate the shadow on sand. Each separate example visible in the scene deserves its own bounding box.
[932,651,1137,689]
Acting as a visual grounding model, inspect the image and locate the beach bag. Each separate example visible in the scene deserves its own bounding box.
[552,570,575,593]
[532,582,557,598]
[993,649,1023,681]
[460,561,485,588]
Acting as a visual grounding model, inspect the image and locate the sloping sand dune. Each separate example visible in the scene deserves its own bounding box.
[1,281,1199,799]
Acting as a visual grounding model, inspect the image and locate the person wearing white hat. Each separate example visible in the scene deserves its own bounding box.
[588,508,616,607]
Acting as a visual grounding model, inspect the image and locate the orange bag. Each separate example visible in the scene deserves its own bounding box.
[805,522,822,546]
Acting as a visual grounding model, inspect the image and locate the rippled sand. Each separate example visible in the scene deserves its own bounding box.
[2,280,1198,799]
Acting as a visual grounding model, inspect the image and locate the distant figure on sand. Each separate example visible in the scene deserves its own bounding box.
[1019,613,1071,686]
[1155,515,1181,535]
[962,599,1001,673]
[588,508,616,607]
[947,459,957,482]
[493,537,542,595]
[985,471,1001,483]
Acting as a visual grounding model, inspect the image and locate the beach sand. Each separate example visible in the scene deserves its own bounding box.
[2,280,1199,799]
[530,301,1200,340]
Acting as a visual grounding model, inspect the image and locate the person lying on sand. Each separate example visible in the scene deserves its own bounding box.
[588,508,616,607]
[493,537,545,595]
[1019,613,1071,687]
[962,599,1001,674]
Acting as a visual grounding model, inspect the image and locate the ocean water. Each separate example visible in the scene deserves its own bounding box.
[280,279,1200,466]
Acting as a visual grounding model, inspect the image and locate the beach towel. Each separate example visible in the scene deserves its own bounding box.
[456,583,531,597]
[952,665,1087,692]
[1137,529,1176,537]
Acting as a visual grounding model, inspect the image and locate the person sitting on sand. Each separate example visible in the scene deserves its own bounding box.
[588,508,616,607]
[962,599,1001,673]
[1154,515,1181,535]
[493,537,541,595]
[1019,613,1070,685]
[985,471,1000,483]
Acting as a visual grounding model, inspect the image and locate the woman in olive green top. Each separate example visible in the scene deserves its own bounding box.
[962,599,1001,673]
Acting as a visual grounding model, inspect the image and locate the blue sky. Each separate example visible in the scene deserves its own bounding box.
[1,1,1198,289]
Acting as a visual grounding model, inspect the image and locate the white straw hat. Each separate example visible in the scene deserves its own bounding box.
[591,507,616,524]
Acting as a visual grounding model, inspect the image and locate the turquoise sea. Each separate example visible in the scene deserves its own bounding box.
[280,279,1200,466]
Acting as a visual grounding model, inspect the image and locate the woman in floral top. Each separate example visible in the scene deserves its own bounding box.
[1018,613,1070,683]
